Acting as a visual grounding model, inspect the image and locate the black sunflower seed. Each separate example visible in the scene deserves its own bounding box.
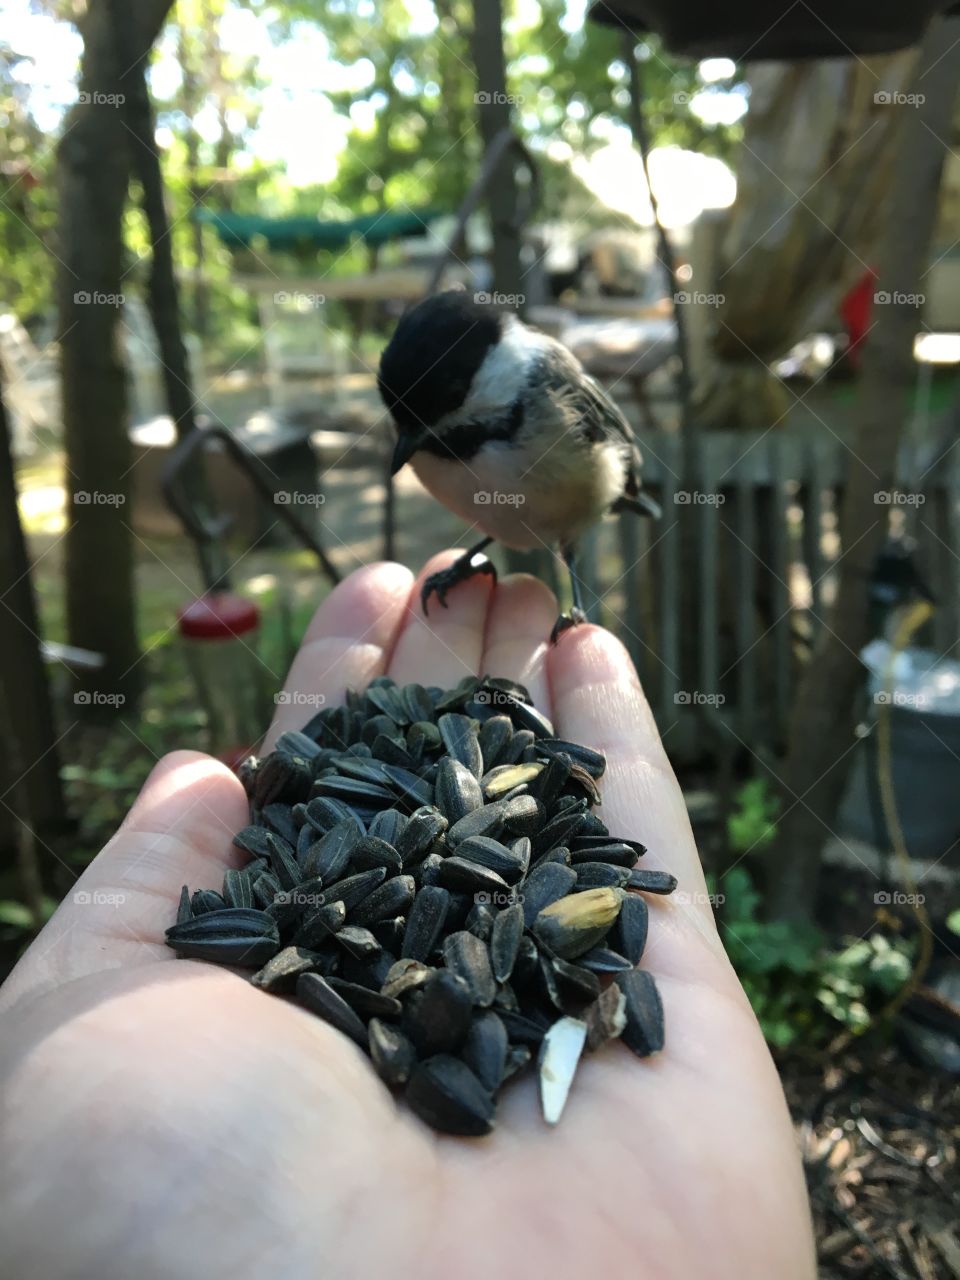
[407,721,442,758]
[614,894,649,965]
[327,977,402,1021]
[531,809,587,856]
[367,809,406,846]
[627,869,678,895]
[579,946,634,974]
[372,734,415,768]
[463,1011,508,1093]
[499,694,553,739]
[176,884,192,925]
[275,730,324,761]
[263,802,299,846]
[265,832,301,891]
[372,917,407,953]
[569,840,642,868]
[304,796,364,834]
[252,872,281,910]
[529,754,571,809]
[251,945,325,992]
[489,903,524,983]
[544,955,602,1011]
[477,715,515,771]
[254,752,313,807]
[291,900,346,948]
[464,902,496,942]
[500,794,542,836]
[397,806,448,866]
[312,775,395,805]
[438,713,483,779]
[500,728,535,764]
[536,738,606,778]
[401,885,451,962]
[443,931,496,1007]
[191,889,226,915]
[447,802,506,847]
[521,863,577,927]
[574,862,632,890]
[325,867,387,912]
[365,683,409,724]
[349,874,416,926]
[455,835,527,883]
[615,969,665,1057]
[404,970,473,1055]
[435,756,483,824]
[333,925,382,961]
[369,1019,417,1087]
[380,765,433,809]
[415,852,444,887]
[165,908,280,967]
[433,676,481,714]
[400,682,435,724]
[296,973,369,1049]
[529,845,571,873]
[352,835,403,874]
[232,825,274,859]
[498,1009,548,1047]
[406,1055,494,1137]
[436,857,510,897]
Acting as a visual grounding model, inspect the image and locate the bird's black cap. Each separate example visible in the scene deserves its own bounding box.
[378,290,502,432]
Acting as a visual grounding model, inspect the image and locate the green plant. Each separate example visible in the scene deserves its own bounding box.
[712,864,915,1048]
[727,777,780,854]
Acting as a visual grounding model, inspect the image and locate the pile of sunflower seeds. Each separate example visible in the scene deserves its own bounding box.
[166,675,674,1136]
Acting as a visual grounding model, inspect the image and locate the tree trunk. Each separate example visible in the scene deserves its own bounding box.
[768,17,960,922]
[58,0,174,712]
[0,370,67,855]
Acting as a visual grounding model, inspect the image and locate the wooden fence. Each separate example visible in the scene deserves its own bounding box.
[551,429,960,761]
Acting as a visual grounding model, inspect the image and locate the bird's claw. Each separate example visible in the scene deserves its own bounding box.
[550,607,587,645]
[421,555,497,617]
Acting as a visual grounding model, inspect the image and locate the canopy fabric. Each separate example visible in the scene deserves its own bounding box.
[194,208,445,251]
[589,0,960,58]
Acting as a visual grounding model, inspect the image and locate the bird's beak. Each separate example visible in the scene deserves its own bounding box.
[390,432,424,476]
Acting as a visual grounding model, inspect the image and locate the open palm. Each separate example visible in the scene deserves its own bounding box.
[0,554,815,1280]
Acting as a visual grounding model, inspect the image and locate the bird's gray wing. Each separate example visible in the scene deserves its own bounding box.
[537,338,659,515]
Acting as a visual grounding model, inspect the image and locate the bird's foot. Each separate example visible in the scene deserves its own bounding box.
[550,607,587,645]
[421,552,497,615]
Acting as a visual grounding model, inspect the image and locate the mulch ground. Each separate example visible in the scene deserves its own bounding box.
[782,1040,959,1279]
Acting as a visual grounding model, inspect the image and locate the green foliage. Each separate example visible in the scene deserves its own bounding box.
[727,777,779,853]
[714,862,914,1049]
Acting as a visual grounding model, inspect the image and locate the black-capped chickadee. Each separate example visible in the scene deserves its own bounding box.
[378,290,660,641]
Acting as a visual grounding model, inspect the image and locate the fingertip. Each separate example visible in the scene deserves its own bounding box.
[121,751,247,840]
[481,573,558,714]
[303,561,414,644]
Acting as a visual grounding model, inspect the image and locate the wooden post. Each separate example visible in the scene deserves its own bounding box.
[769,17,960,921]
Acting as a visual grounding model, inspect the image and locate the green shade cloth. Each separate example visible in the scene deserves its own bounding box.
[194,208,445,250]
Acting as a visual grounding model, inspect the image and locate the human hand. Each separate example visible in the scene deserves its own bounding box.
[0,553,815,1280]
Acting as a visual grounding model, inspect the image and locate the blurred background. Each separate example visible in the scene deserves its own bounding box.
[2,3,959,1272]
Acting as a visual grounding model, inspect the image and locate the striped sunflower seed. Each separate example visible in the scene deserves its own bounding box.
[406,1055,494,1137]
[615,969,665,1057]
[369,1019,417,1087]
